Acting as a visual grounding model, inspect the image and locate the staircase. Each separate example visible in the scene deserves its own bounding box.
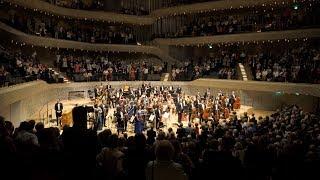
[59,71,71,83]
[63,76,70,83]
[51,68,71,83]
[243,63,254,80]
[238,63,248,81]
[160,73,170,81]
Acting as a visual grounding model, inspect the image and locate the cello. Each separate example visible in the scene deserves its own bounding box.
[234,96,241,109]
[223,107,230,119]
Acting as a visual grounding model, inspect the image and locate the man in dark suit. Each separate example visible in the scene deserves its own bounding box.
[154,106,161,129]
[188,101,193,123]
[55,99,63,126]
[177,100,184,123]
[176,86,182,94]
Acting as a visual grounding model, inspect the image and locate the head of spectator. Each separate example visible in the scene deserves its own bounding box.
[98,129,112,148]
[35,122,44,133]
[72,106,88,129]
[28,120,36,132]
[155,140,175,161]
[4,121,14,137]
[108,134,119,149]
[135,133,147,149]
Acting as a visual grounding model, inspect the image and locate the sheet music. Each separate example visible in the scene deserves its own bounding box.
[163,112,169,119]
[162,105,168,111]
[149,114,155,121]
[130,115,135,123]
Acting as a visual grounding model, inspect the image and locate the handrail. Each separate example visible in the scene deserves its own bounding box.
[152,28,320,46]
[4,0,153,25]
[0,22,180,64]
[4,0,299,24]
[38,99,55,126]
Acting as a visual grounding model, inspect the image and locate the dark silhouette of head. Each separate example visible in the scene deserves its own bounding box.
[72,106,87,129]
[19,121,31,131]
[135,133,146,149]
[155,140,175,161]
[35,122,44,133]
[109,134,119,149]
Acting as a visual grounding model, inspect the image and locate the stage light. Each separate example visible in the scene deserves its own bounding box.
[208,44,213,49]
[293,3,299,10]
[275,91,282,95]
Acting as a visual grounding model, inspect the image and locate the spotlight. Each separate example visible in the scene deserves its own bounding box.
[293,3,299,10]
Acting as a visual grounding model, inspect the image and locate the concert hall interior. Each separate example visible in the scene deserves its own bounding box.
[0,0,320,180]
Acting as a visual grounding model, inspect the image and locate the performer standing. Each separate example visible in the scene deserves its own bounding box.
[126,102,136,131]
[177,100,184,123]
[54,99,63,126]
[135,107,144,134]
[115,107,124,135]
[94,104,103,130]
[154,105,161,129]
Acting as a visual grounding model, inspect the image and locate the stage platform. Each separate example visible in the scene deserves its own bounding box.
[44,98,274,137]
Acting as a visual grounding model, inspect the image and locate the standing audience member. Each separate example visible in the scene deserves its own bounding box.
[61,106,98,179]
[145,140,188,180]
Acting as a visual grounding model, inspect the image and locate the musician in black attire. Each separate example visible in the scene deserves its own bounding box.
[198,99,205,123]
[154,105,161,129]
[54,99,63,126]
[125,103,136,131]
[176,86,182,94]
[115,107,124,135]
[177,100,184,123]
[94,85,98,98]
[188,102,193,123]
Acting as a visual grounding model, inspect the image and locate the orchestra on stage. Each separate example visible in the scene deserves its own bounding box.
[88,83,241,134]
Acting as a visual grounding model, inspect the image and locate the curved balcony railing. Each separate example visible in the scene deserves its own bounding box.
[4,0,301,24]
[2,19,320,55]
[0,22,179,64]
[42,0,223,15]
[3,0,153,25]
[152,28,320,46]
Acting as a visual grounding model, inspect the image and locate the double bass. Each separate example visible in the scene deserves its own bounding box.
[233,96,241,109]
[223,107,230,119]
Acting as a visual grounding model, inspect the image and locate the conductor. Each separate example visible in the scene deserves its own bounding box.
[55,99,63,126]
